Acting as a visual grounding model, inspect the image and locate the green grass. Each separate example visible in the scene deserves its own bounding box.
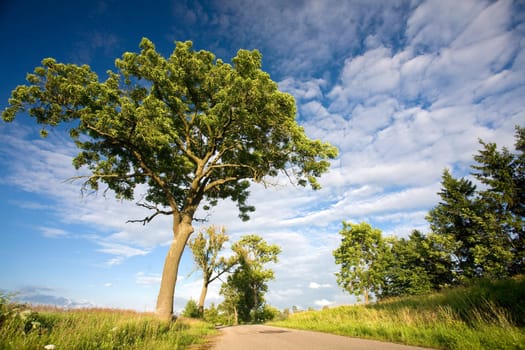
[0,302,216,350]
[270,276,525,350]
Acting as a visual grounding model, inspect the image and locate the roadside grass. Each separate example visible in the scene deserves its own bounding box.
[269,275,525,350]
[0,301,216,350]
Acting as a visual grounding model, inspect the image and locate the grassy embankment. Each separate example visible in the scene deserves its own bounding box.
[0,302,217,350]
[270,276,525,350]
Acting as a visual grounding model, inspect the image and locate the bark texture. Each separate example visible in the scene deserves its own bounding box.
[156,218,193,322]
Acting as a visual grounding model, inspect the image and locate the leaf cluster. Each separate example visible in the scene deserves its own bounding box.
[188,226,237,287]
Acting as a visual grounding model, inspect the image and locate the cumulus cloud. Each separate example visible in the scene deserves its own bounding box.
[309,282,331,289]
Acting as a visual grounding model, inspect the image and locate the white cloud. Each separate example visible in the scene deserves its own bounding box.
[135,272,162,286]
[279,77,326,101]
[96,241,149,259]
[39,227,69,238]
[309,282,331,289]
[406,0,488,51]
[314,299,334,307]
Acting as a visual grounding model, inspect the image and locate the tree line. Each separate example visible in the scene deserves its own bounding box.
[334,126,524,302]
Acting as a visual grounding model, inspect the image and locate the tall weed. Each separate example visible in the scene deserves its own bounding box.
[0,299,215,350]
[270,276,525,350]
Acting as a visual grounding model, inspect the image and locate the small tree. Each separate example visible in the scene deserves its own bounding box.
[2,38,337,321]
[218,282,240,325]
[220,235,280,323]
[182,299,200,318]
[188,225,237,317]
[203,303,224,325]
[333,221,389,304]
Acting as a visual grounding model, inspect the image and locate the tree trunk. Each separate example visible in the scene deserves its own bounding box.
[364,288,369,305]
[198,282,208,318]
[156,217,193,322]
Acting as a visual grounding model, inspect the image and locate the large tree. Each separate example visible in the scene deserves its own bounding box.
[188,225,237,317]
[2,38,337,321]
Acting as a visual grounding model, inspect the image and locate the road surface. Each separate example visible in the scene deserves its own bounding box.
[211,325,434,350]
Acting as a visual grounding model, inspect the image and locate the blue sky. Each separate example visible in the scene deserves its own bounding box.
[1,0,524,312]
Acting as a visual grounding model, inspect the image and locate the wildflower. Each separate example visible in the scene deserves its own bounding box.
[44,345,55,350]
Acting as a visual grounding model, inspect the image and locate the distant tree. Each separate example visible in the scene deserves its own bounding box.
[188,225,237,317]
[218,280,240,325]
[333,222,389,304]
[427,170,479,279]
[203,303,224,325]
[182,299,200,318]
[2,38,337,321]
[423,126,525,283]
[220,235,280,323]
[471,126,525,275]
[260,305,280,321]
[281,307,291,319]
[382,230,456,298]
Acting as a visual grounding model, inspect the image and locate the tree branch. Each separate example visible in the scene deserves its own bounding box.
[127,202,173,225]
[204,176,239,192]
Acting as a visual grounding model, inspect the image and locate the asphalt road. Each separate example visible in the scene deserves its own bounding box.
[212,325,434,350]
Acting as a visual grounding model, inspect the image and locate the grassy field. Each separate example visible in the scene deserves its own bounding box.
[270,276,525,350]
[0,301,217,350]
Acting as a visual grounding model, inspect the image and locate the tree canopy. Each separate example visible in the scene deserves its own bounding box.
[2,38,337,321]
[3,38,337,220]
[333,222,388,304]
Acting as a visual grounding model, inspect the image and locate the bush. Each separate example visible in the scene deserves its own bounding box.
[182,299,200,319]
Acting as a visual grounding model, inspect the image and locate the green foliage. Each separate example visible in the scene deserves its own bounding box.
[427,126,524,280]
[334,127,524,301]
[333,222,389,303]
[259,304,280,322]
[181,299,200,319]
[2,38,338,221]
[0,304,216,350]
[270,276,525,350]
[382,230,456,298]
[219,235,281,324]
[202,303,225,325]
[471,125,525,275]
[188,226,237,317]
